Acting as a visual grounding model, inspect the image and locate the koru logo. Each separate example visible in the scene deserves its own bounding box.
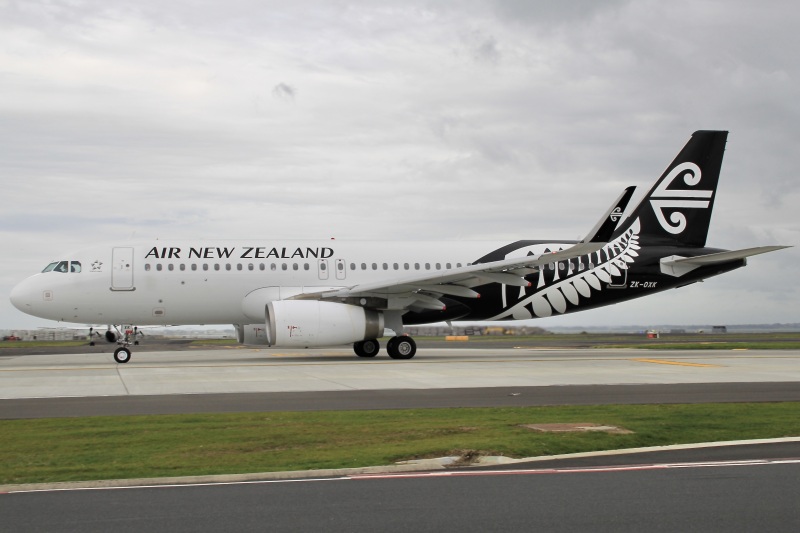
[649,162,712,234]
[609,207,624,222]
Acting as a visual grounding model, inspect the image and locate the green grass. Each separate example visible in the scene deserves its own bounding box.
[188,339,238,346]
[0,340,87,349]
[2,403,799,485]
[603,342,800,350]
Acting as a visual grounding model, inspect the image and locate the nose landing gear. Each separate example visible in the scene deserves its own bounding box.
[114,345,132,363]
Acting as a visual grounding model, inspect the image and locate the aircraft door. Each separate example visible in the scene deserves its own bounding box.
[111,247,135,290]
[335,259,347,280]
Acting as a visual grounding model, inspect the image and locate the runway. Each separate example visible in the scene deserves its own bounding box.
[1,346,799,417]
[3,346,799,530]
[4,452,800,532]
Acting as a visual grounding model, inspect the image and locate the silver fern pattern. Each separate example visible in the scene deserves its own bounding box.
[488,219,641,320]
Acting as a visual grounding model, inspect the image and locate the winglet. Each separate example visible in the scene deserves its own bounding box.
[580,186,636,244]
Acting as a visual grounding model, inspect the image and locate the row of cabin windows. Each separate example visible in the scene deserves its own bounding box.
[143,261,595,273]
[144,262,468,272]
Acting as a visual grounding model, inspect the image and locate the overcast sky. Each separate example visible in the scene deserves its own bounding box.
[1,0,798,330]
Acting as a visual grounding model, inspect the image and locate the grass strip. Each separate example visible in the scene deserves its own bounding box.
[601,342,800,350]
[2,403,799,485]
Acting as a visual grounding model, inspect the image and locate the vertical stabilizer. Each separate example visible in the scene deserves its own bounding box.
[613,130,728,247]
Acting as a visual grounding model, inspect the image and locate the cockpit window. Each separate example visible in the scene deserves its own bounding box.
[42,260,82,273]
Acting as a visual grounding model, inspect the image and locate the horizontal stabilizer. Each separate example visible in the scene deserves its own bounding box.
[660,246,791,277]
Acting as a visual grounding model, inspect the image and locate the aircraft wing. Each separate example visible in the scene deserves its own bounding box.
[295,187,636,311]
[660,246,791,277]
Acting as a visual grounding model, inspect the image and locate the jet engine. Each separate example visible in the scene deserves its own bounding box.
[255,300,384,348]
[235,324,271,345]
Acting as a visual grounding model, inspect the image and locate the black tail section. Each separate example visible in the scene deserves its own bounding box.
[613,130,728,247]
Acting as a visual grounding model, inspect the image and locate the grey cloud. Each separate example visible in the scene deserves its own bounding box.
[1,0,798,328]
[472,34,500,65]
[272,82,297,101]
[490,0,629,26]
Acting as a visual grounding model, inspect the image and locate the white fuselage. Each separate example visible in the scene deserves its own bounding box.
[10,239,571,326]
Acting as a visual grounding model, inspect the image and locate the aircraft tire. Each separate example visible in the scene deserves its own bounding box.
[354,339,379,358]
[387,336,416,359]
[114,347,132,364]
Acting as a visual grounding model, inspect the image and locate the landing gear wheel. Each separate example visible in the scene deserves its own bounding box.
[113,347,132,364]
[387,336,416,359]
[354,339,380,358]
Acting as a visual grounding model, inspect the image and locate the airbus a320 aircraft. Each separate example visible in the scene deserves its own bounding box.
[10,131,789,363]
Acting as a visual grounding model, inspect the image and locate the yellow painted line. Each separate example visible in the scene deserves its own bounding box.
[632,358,720,368]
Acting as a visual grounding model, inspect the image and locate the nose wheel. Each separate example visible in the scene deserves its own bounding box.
[114,346,132,364]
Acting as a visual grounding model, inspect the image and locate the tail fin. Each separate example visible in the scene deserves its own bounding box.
[612,130,728,247]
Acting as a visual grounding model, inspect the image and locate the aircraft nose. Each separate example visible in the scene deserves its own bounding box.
[10,278,33,313]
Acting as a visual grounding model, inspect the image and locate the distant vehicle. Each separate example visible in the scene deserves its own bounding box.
[3,335,21,341]
[9,131,790,364]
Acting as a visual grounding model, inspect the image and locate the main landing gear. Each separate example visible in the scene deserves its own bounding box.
[353,336,417,360]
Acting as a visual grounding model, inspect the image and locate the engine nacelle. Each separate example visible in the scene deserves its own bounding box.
[265,300,384,348]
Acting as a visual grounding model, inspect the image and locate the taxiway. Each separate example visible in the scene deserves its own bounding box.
[1,346,799,416]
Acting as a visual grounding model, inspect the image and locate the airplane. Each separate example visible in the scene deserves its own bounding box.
[9,131,789,363]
